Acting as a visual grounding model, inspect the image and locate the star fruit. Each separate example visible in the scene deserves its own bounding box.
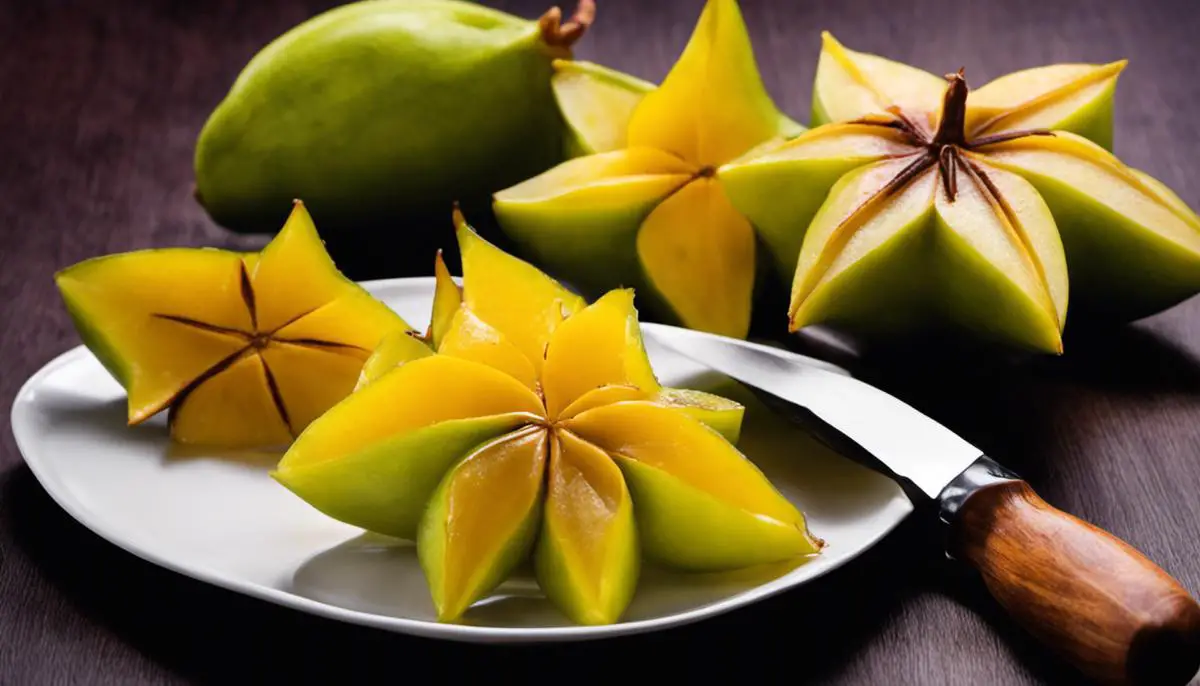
[720,34,1200,353]
[493,0,804,339]
[272,211,821,625]
[53,201,410,447]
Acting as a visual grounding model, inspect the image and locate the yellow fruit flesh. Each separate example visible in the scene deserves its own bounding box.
[542,289,660,417]
[627,0,786,167]
[433,427,548,621]
[428,250,462,350]
[497,0,797,340]
[279,355,544,470]
[54,202,407,446]
[636,177,757,338]
[55,249,250,421]
[354,330,432,390]
[494,147,695,203]
[564,401,799,525]
[537,430,638,625]
[170,353,292,447]
[558,384,650,421]
[258,343,366,434]
[456,209,585,371]
[438,306,539,393]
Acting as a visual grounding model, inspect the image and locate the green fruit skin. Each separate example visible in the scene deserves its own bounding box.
[991,164,1200,323]
[534,484,639,626]
[271,414,529,539]
[720,155,864,285]
[195,0,566,233]
[613,456,817,572]
[417,440,545,621]
[791,198,1064,354]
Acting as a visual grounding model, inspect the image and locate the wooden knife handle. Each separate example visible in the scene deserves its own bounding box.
[949,479,1200,685]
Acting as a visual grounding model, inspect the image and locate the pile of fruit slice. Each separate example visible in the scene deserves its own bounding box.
[272,210,823,625]
[719,33,1200,352]
[54,201,410,447]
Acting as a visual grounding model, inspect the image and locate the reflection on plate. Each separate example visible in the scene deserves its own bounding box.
[11,278,912,642]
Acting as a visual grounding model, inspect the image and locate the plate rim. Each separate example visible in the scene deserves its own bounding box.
[11,276,913,643]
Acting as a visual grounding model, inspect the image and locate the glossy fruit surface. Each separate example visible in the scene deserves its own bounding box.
[55,201,409,447]
[721,34,1200,350]
[273,209,821,625]
[495,0,804,339]
[195,0,595,236]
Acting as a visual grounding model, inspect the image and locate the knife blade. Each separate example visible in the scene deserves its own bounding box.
[643,323,1200,686]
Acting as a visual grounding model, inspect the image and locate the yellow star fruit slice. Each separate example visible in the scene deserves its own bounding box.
[636,177,757,338]
[354,330,432,391]
[418,426,549,623]
[54,201,408,447]
[542,287,744,438]
[455,209,585,371]
[535,430,638,625]
[627,0,793,166]
[542,289,659,417]
[438,306,539,392]
[56,249,251,424]
[551,59,654,158]
[493,148,694,297]
[426,249,462,350]
[272,355,543,538]
[564,401,820,570]
[170,353,293,447]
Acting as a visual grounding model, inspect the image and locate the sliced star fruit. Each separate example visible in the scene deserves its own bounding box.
[495,0,803,339]
[274,210,820,625]
[55,201,409,448]
[720,34,1200,350]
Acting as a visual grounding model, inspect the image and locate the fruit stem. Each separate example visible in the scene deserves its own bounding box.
[933,68,969,147]
[537,0,596,51]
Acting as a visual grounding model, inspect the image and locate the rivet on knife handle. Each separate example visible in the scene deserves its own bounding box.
[941,458,1200,686]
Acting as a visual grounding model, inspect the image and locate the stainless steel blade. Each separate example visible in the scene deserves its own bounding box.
[642,324,983,499]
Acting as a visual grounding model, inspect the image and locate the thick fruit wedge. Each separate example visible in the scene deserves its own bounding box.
[419,426,549,622]
[552,59,654,158]
[494,0,804,339]
[564,401,820,570]
[55,201,409,448]
[721,34,1200,350]
[274,211,821,625]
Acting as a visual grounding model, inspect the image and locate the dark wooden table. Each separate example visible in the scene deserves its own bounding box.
[3,0,1200,683]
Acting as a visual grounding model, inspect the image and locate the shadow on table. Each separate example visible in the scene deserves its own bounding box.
[7,317,1197,683]
[5,462,922,684]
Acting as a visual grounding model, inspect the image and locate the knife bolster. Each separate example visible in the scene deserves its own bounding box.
[936,455,1020,529]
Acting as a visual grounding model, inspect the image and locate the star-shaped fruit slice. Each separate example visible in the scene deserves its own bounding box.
[493,0,803,339]
[272,210,820,625]
[54,201,410,447]
[720,34,1200,351]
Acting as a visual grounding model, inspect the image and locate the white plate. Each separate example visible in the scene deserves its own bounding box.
[11,278,913,643]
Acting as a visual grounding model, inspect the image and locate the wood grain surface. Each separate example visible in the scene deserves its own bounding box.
[3,0,1200,683]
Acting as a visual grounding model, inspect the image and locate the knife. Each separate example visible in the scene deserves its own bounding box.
[643,324,1200,686]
